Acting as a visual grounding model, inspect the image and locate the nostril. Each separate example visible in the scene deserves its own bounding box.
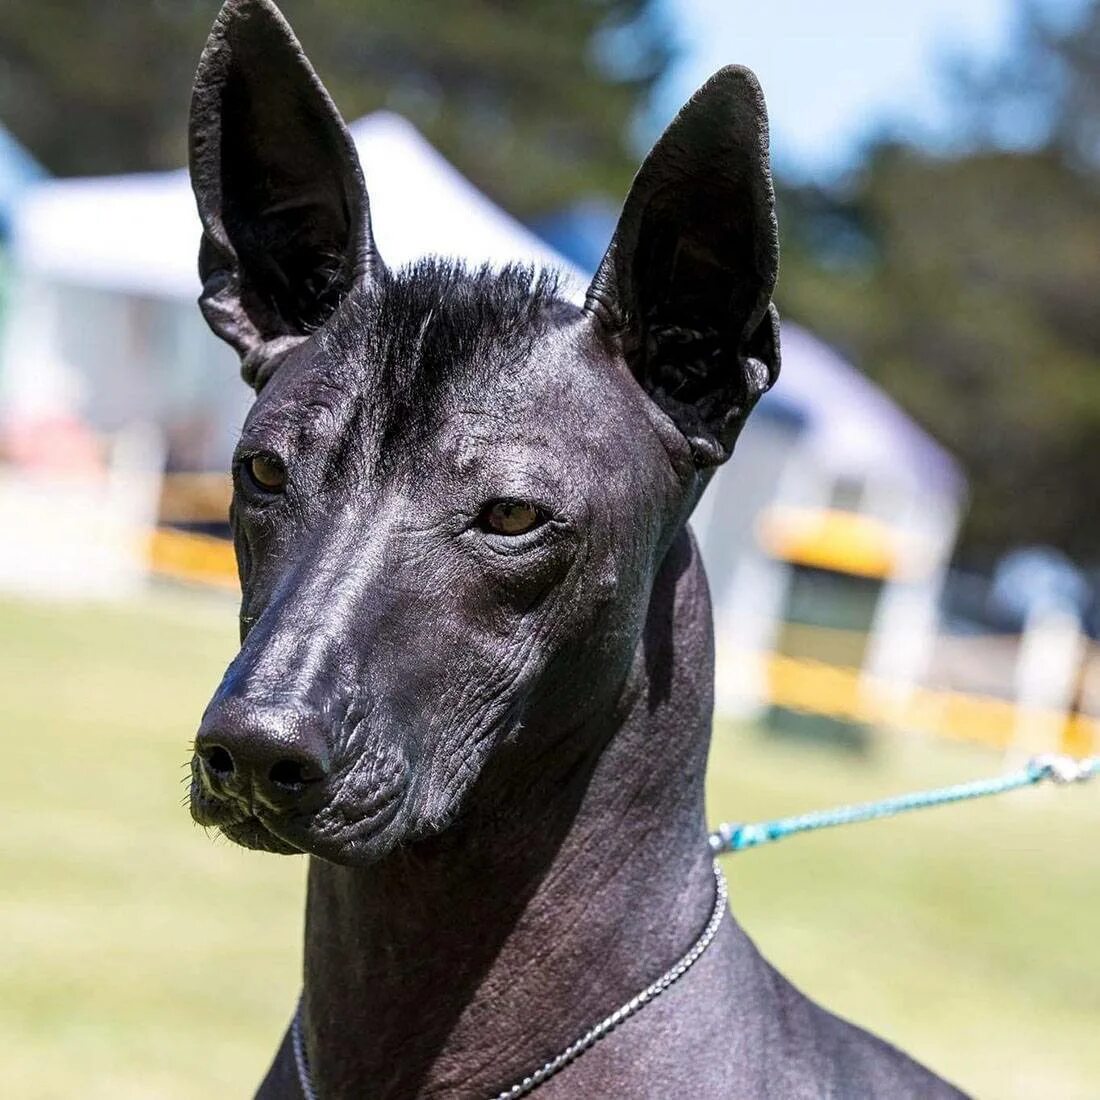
[269,758,311,790]
[202,745,235,779]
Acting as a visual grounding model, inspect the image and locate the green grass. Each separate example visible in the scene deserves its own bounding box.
[708,732,1100,1098]
[1,591,1098,1098]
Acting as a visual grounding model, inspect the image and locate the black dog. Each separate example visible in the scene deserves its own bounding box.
[187,2,967,1096]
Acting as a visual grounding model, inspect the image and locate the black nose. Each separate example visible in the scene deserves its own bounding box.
[195,700,330,812]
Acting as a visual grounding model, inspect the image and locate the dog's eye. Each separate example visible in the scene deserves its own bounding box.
[482,499,543,536]
[245,454,286,493]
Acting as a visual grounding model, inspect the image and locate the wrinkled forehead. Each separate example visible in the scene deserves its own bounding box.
[242,261,661,482]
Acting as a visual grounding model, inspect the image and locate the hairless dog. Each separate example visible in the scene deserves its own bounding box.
[187,2,967,1096]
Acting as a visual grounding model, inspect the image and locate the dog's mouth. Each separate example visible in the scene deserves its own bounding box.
[189,761,409,865]
[196,800,407,863]
[218,815,303,855]
[188,783,306,855]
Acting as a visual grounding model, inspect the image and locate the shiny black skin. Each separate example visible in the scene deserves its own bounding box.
[186,3,967,1097]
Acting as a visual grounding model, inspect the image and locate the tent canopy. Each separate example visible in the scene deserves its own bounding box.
[7,111,962,498]
[11,111,582,299]
[760,324,963,496]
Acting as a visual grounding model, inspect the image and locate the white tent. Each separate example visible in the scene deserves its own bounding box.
[1,111,963,699]
[9,111,582,303]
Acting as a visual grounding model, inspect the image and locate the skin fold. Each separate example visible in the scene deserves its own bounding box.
[186,3,968,1096]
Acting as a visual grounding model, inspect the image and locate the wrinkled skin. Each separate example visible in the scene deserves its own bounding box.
[186,3,968,1097]
[192,289,690,866]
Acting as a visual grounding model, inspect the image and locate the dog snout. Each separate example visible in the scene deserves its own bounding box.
[195,699,331,814]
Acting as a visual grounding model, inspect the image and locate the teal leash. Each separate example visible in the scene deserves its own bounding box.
[709,753,1098,855]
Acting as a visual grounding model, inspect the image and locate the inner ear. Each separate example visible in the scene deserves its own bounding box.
[586,66,781,467]
[217,39,361,336]
[633,185,762,418]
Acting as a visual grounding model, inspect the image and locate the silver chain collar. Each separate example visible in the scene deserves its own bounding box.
[291,861,728,1100]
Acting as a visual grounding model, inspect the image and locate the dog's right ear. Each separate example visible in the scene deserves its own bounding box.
[585,67,779,468]
[189,0,382,389]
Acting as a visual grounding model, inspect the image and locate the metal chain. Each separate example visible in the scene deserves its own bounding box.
[492,862,727,1099]
[292,1001,318,1100]
[291,862,728,1100]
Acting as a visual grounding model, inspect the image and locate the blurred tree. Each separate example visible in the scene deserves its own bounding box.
[0,0,670,218]
[778,2,1100,563]
[950,0,1100,171]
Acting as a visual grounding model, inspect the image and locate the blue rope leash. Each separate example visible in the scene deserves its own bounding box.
[709,753,1098,855]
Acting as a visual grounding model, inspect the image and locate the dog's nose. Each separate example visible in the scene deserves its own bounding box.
[195,702,330,812]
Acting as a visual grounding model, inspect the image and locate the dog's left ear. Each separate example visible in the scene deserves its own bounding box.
[189,0,382,389]
[586,66,780,467]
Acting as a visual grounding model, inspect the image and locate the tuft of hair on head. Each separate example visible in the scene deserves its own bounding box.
[314,259,573,472]
[369,258,566,344]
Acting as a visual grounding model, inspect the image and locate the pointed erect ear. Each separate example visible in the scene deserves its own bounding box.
[189,0,382,389]
[586,66,780,467]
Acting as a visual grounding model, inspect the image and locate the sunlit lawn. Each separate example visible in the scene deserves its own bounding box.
[1,589,1097,1098]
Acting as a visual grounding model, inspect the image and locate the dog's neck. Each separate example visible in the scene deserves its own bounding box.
[301,528,723,1098]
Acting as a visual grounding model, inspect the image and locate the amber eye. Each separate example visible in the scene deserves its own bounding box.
[245,454,286,493]
[482,499,543,536]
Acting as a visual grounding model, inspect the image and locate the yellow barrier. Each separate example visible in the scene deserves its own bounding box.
[761,652,1098,757]
[158,472,232,525]
[146,527,238,591]
[756,505,927,580]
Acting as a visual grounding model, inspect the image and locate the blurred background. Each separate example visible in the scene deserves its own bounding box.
[1,1,1098,1097]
